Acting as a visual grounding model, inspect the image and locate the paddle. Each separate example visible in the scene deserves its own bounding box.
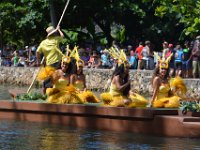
[27,58,45,93]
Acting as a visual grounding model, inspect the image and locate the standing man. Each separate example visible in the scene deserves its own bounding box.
[174,44,183,77]
[135,42,143,70]
[36,26,64,93]
[191,39,200,78]
[141,41,151,69]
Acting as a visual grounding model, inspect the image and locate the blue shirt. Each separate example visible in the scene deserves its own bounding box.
[175,50,183,62]
[129,56,137,68]
[101,54,109,66]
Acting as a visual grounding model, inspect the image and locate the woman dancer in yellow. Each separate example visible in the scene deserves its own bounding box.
[150,53,187,108]
[37,56,83,104]
[70,48,99,103]
[101,48,148,107]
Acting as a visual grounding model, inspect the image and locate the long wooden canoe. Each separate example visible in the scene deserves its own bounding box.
[1,89,199,138]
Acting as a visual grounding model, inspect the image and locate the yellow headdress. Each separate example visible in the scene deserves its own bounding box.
[108,47,128,66]
[70,46,84,69]
[108,47,120,60]
[118,49,128,66]
[61,56,71,65]
[154,52,173,69]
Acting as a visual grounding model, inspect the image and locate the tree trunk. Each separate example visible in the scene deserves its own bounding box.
[93,17,113,46]
[49,0,57,27]
[0,22,3,54]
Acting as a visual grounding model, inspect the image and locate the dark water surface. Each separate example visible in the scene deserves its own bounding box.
[0,85,200,150]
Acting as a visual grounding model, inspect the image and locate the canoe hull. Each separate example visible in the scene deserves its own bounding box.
[0,100,200,138]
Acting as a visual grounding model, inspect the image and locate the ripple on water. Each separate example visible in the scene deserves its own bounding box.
[0,86,200,149]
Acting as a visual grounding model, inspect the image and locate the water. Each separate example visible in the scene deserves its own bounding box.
[0,85,200,149]
[0,120,199,150]
[0,84,14,100]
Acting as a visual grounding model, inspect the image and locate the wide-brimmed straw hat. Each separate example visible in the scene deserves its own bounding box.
[46,26,57,37]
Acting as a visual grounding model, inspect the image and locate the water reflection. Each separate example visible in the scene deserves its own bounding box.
[0,120,199,150]
[0,85,200,149]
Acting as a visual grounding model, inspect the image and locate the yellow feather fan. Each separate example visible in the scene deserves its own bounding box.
[79,91,100,103]
[100,92,113,104]
[153,96,180,108]
[37,66,56,81]
[164,96,180,108]
[170,77,187,95]
[110,96,127,107]
[129,93,148,107]
[46,88,60,96]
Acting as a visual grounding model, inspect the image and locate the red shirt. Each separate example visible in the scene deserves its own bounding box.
[135,45,143,60]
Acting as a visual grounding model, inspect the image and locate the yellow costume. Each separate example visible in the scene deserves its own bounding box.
[101,81,148,107]
[37,56,83,104]
[153,82,180,108]
[101,48,148,107]
[72,47,99,103]
[101,83,127,107]
[74,79,99,103]
[152,52,187,108]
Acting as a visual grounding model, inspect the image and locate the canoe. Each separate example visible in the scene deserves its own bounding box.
[1,89,199,138]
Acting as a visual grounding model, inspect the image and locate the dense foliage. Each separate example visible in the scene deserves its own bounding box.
[16,92,47,101]
[181,101,200,113]
[0,0,200,49]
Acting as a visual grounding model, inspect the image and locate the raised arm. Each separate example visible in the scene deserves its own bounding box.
[150,76,160,105]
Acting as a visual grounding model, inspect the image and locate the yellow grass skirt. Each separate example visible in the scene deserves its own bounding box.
[153,96,180,108]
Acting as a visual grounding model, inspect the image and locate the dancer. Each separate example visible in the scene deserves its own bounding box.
[37,56,83,104]
[101,48,148,107]
[150,52,187,108]
[70,47,99,103]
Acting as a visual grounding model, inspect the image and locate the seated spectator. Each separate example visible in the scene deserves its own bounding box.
[81,52,90,66]
[28,51,37,67]
[88,52,101,68]
[18,54,27,67]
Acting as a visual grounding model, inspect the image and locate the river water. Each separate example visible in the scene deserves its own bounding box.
[0,85,200,150]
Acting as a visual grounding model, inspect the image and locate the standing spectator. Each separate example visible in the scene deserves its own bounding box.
[191,39,200,78]
[129,50,137,69]
[101,49,111,68]
[162,41,169,56]
[141,41,151,69]
[127,45,133,54]
[13,50,19,67]
[36,26,64,94]
[135,42,143,70]
[166,44,176,77]
[174,44,183,77]
[148,43,155,70]
[182,41,191,78]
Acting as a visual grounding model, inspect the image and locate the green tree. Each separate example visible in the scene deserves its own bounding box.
[154,0,200,39]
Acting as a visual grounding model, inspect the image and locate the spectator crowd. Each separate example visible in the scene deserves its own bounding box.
[0,36,200,78]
